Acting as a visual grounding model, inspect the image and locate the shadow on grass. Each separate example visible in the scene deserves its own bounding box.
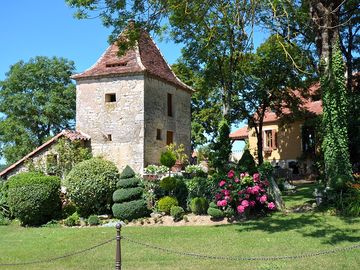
[215,182,360,245]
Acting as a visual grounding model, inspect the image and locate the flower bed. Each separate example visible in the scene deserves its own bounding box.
[214,170,276,217]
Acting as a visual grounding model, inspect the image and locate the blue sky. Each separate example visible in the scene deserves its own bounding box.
[0,1,269,163]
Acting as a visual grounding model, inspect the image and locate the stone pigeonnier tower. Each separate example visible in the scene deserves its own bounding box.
[71,30,193,173]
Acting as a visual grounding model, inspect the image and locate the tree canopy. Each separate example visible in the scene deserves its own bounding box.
[0,56,76,164]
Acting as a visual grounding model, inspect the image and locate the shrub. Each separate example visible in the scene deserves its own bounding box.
[0,181,10,218]
[207,207,224,219]
[185,177,214,201]
[214,170,276,217]
[157,196,178,214]
[190,197,208,215]
[160,177,177,192]
[237,149,257,175]
[87,215,100,226]
[112,199,148,221]
[0,214,10,226]
[173,177,188,209]
[120,165,135,179]
[7,172,61,226]
[65,157,119,216]
[160,150,176,169]
[113,187,144,203]
[342,187,360,216]
[64,212,80,227]
[62,202,77,218]
[116,177,140,189]
[112,165,148,221]
[170,206,185,221]
[258,161,274,179]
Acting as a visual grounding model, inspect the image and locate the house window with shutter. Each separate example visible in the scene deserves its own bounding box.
[264,129,277,150]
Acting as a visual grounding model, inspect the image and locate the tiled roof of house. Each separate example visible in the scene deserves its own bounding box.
[0,130,90,179]
[230,83,323,140]
[229,126,249,140]
[72,30,193,93]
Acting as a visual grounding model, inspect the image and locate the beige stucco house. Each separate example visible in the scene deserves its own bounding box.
[0,30,193,179]
[230,83,322,174]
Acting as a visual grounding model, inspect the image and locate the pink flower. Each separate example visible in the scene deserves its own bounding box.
[240,173,245,178]
[245,194,250,199]
[246,187,253,194]
[234,178,240,183]
[260,195,267,204]
[268,202,276,210]
[249,200,256,207]
[237,205,245,213]
[252,185,260,195]
[217,200,227,207]
[219,180,226,187]
[241,200,249,207]
[264,180,270,187]
[224,190,230,196]
[253,173,260,182]
[215,193,222,200]
[224,196,231,201]
[245,173,249,176]
[227,170,235,178]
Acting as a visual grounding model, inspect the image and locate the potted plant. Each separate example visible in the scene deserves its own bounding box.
[166,143,188,172]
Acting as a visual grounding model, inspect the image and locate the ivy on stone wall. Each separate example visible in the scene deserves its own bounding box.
[321,41,352,189]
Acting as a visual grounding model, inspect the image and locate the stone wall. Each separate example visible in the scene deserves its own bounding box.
[144,76,192,166]
[76,75,145,172]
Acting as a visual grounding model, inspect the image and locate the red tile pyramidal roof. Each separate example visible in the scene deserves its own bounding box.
[72,30,193,92]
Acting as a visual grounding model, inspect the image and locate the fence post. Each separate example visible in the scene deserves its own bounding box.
[115,223,122,270]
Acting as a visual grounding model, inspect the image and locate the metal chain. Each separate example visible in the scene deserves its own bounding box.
[0,237,115,267]
[122,236,360,261]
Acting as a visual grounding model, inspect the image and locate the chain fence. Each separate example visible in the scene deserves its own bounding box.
[122,236,360,261]
[1,229,360,268]
[0,237,115,267]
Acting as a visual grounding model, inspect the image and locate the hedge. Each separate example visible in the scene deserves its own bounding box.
[7,172,61,226]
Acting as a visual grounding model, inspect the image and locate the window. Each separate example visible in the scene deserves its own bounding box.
[107,134,112,141]
[167,93,173,117]
[105,93,116,103]
[156,129,162,140]
[166,131,174,145]
[264,130,277,150]
[302,126,315,154]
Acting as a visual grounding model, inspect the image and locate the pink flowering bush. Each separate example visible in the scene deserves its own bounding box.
[214,170,276,217]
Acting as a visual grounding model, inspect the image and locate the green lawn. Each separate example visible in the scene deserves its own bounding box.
[0,184,359,270]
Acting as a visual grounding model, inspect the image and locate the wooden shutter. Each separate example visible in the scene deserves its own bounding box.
[272,129,277,149]
[166,131,174,145]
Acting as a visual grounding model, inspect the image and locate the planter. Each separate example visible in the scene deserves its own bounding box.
[171,162,183,172]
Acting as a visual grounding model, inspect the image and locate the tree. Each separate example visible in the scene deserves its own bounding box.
[242,35,314,164]
[0,56,76,164]
[264,0,355,187]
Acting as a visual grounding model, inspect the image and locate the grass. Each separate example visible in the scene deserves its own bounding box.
[0,183,359,270]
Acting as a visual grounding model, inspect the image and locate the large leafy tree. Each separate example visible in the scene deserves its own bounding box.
[242,35,315,164]
[0,56,76,164]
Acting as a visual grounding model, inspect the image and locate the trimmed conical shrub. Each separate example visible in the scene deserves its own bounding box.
[112,166,148,221]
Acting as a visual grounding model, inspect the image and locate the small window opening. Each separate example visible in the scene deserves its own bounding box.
[106,62,127,68]
[167,93,173,117]
[156,129,162,140]
[105,93,116,103]
[107,134,112,141]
